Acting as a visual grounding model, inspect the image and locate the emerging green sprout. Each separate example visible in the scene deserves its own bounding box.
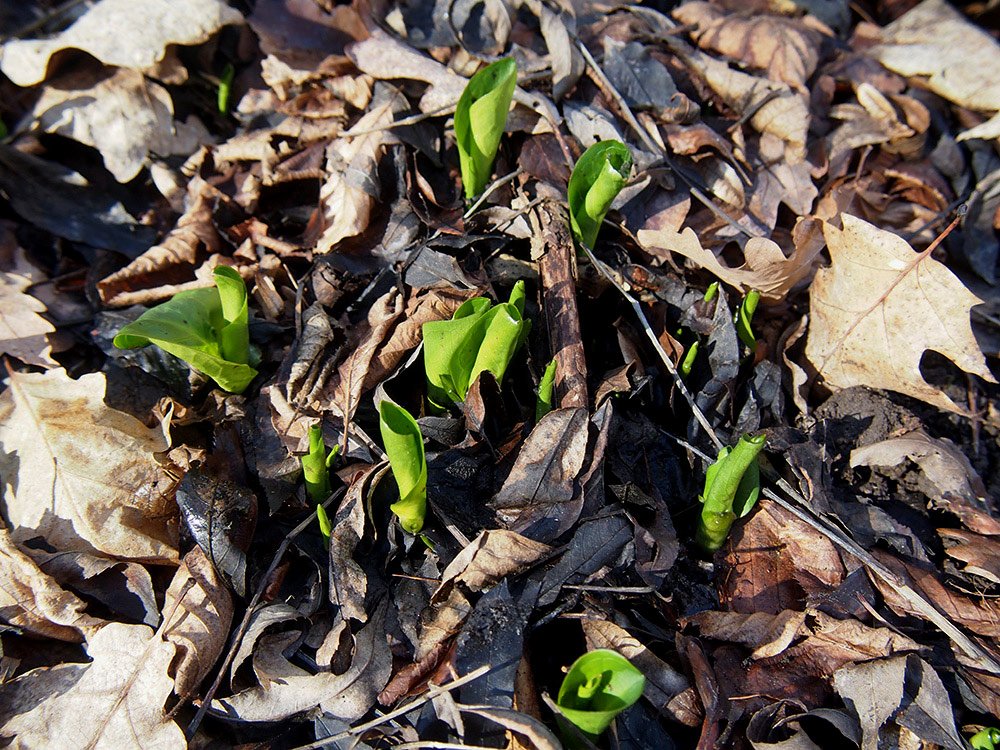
[567,140,633,249]
[703,281,719,302]
[378,400,428,535]
[735,289,761,349]
[972,728,1000,750]
[113,266,258,393]
[556,649,645,741]
[218,62,235,114]
[423,281,530,411]
[455,57,517,200]
[300,424,339,541]
[535,358,557,420]
[680,340,700,378]
[696,433,767,552]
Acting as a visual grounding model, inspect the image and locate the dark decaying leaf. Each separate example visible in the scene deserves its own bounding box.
[330,464,386,625]
[535,515,633,608]
[176,467,257,597]
[746,700,861,750]
[602,38,679,111]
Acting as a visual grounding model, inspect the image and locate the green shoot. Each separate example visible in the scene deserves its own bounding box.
[556,649,645,740]
[316,503,332,543]
[680,341,699,378]
[423,281,530,411]
[455,57,517,200]
[972,728,1000,750]
[378,400,428,535]
[536,358,557,420]
[301,424,339,504]
[567,140,633,249]
[735,290,761,349]
[113,266,258,393]
[217,63,235,115]
[703,281,719,302]
[0,118,7,139]
[696,433,766,552]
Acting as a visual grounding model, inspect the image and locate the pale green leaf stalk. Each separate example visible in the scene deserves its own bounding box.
[971,728,1000,750]
[301,424,339,504]
[696,433,767,552]
[735,289,761,349]
[455,57,517,200]
[379,401,428,534]
[113,266,258,393]
[567,140,633,249]
[535,358,557,420]
[316,503,333,543]
[423,281,529,411]
[556,649,645,740]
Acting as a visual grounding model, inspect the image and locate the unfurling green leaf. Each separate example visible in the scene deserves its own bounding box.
[696,433,767,552]
[567,140,633,250]
[378,401,428,534]
[971,728,1000,750]
[535,358,557,420]
[301,424,338,504]
[735,289,761,349]
[423,281,530,411]
[556,650,645,739]
[455,57,517,200]
[113,266,258,393]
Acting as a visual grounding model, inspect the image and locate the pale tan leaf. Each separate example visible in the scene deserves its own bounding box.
[0,369,177,563]
[162,546,234,697]
[29,67,211,183]
[637,221,822,301]
[0,521,104,642]
[0,249,56,368]
[805,215,996,413]
[316,87,406,252]
[873,0,1000,138]
[0,623,184,749]
[0,0,243,86]
[436,530,551,598]
[939,529,1000,585]
[673,2,825,91]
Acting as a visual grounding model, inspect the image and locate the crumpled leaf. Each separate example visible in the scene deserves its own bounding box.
[0,622,185,749]
[316,85,406,252]
[673,2,825,91]
[805,215,997,413]
[0,244,57,368]
[938,529,1000,586]
[0,521,104,642]
[28,67,212,183]
[636,225,821,302]
[0,368,176,562]
[0,0,243,87]
[834,654,964,750]
[872,0,1000,141]
[602,38,678,110]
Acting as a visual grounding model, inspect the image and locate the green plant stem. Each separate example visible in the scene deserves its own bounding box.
[696,433,766,552]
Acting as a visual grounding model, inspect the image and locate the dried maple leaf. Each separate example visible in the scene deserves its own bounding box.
[805,215,996,413]
[0,369,177,562]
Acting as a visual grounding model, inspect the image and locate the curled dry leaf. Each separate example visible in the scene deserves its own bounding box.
[0,244,57,368]
[0,0,243,86]
[0,369,177,563]
[805,215,997,414]
[29,67,212,183]
[673,2,825,91]
[637,220,822,302]
[0,521,104,642]
[162,546,234,697]
[938,529,1000,586]
[0,623,184,749]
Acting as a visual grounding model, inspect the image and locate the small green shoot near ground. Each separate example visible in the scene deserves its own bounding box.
[300,424,339,541]
[423,280,530,411]
[535,358,557,420]
[556,649,645,741]
[113,265,258,393]
[972,728,1000,750]
[696,433,767,552]
[455,57,517,200]
[378,400,428,535]
[735,289,761,349]
[218,63,235,114]
[680,340,699,378]
[567,140,632,250]
[703,281,719,302]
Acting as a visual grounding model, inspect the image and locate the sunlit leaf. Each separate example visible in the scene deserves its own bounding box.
[567,140,632,249]
[378,400,427,534]
[455,58,517,200]
[556,649,645,739]
[697,433,766,552]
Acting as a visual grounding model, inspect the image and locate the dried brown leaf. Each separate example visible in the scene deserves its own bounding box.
[0,368,177,562]
[939,529,1000,585]
[0,246,56,368]
[805,215,996,413]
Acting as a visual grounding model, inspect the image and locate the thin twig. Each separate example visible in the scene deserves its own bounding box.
[186,489,346,739]
[463,169,522,219]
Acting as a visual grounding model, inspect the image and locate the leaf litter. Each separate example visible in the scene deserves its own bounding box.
[0,0,999,748]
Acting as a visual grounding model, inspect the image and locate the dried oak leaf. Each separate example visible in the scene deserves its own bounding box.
[316,86,406,253]
[805,215,996,413]
[0,244,57,368]
[0,622,184,749]
[636,221,822,302]
[0,369,177,563]
[0,0,243,87]
[29,67,212,183]
[0,521,104,642]
[673,2,825,91]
